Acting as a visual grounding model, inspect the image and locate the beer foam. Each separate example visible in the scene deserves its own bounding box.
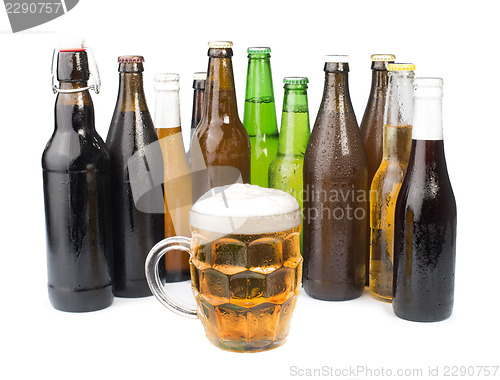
[190,184,301,234]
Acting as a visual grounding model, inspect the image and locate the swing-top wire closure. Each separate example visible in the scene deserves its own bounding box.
[51,45,101,94]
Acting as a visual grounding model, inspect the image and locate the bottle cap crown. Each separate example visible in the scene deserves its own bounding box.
[247,47,271,54]
[388,63,415,71]
[370,54,396,62]
[118,55,145,63]
[208,41,233,49]
[284,77,309,85]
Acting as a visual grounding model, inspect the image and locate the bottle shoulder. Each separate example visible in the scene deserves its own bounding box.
[42,129,110,171]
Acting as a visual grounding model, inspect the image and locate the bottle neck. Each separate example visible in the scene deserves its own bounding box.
[203,55,240,121]
[412,95,443,140]
[55,81,94,133]
[382,125,412,162]
[154,89,181,129]
[278,86,310,156]
[245,54,274,102]
[384,71,414,127]
[117,72,148,112]
[369,69,389,99]
[191,88,205,131]
[321,68,354,113]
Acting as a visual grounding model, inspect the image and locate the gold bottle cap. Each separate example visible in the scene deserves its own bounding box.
[208,41,233,49]
[388,63,416,71]
[370,54,396,62]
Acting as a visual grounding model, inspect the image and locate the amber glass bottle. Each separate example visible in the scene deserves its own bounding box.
[106,56,165,297]
[154,73,191,282]
[360,54,395,285]
[191,41,251,201]
[303,56,368,301]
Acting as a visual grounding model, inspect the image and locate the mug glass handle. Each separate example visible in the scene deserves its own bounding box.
[145,236,198,319]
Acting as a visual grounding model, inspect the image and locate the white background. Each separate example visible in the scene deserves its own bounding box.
[1,1,499,379]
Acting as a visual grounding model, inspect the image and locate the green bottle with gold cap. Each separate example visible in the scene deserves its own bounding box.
[243,47,278,187]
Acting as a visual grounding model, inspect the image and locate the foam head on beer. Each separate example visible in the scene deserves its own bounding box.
[190,184,301,235]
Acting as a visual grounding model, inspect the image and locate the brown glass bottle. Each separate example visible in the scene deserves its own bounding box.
[42,46,113,312]
[303,56,368,301]
[188,72,206,164]
[191,72,206,137]
[191,41,251,201]
[106,56,165,298]
[360,54,395,285]
[393,78,456,322]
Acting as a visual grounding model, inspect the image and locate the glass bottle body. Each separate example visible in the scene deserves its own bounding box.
[191,46,251,201]
[269,79,310,253]
[393,79,456,321]
[106,59,165,297]
[42,50,113,311]
[369,68,414,301]
[243,49,278,187]
[303,62,368,301]
[154,74,191,282]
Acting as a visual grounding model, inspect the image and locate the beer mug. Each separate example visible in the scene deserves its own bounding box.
[145,184,302,352]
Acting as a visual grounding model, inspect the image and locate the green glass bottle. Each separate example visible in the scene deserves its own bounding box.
[243,47,279,187]
[269,77,310,251]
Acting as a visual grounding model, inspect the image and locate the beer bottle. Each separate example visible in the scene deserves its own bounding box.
[154,73,191,282]
[42,40,113,311]
[106,55,165,297]
[243,47,279,187]
[191,41,251,201]
[369,63,415,302]
[303,55,368,301]
[393,78,457,322]
[269,77,310,252]
[188,72,206,162]
[360,54,395,285]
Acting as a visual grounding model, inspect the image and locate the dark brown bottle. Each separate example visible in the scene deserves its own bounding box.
[190,72,206,139]
[188,72,206,164]
[303,55,368,301]
[360,54,395,285]
[106,55,165,298]
[191,41,251,201]
[393,78,456,322]
[42,44,113,312]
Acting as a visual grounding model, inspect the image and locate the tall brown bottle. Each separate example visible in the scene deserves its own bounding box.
[191,41,251,200]
[303,55,368,301]
[106,56,165,297]
[360,54,395,285]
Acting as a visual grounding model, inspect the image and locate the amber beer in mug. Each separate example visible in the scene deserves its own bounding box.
[146,184,302,352]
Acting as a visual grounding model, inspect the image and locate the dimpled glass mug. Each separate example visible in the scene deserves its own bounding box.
[145,184,302,352]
